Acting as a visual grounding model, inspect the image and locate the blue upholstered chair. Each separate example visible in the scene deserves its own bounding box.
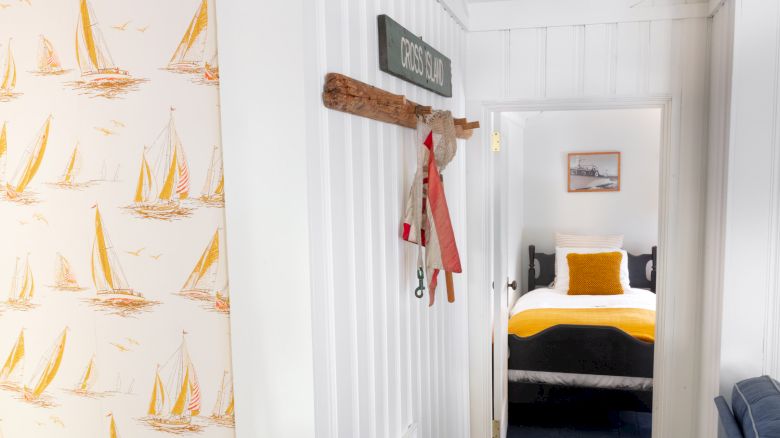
[715,376,780,438]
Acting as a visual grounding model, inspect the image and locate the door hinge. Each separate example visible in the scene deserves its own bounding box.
[491,131,501,152]
[492,419,500,438]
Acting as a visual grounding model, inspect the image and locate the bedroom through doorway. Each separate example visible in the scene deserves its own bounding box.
[488,106,663,438]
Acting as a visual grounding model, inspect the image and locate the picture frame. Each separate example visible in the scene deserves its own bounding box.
[567,151,621,192]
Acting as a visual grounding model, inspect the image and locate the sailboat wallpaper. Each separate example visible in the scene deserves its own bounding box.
[0,0,234,436]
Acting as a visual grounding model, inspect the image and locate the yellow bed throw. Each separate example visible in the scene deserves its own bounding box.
[508,308,656,343]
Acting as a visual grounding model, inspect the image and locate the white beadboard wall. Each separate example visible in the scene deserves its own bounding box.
[466,16,712,437]
[303,1,470,438]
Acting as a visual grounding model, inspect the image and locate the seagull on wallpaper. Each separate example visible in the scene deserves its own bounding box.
[110,342,130,352]
[136,25,150,33]
[126,337,140,346]
[110,119,125,128]
[111,21,131,31]
[33,213,48,225]
[149,253,162,260]
[126,247,145,257]
[50,416,64,428]
[94,127,116,136]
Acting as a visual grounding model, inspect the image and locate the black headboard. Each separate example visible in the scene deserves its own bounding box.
[528,245,657,293]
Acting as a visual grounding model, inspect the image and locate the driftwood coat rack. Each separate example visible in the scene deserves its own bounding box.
[322,73,479,139]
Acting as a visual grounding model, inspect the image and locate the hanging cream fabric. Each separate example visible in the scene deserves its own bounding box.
[402,111,462,305]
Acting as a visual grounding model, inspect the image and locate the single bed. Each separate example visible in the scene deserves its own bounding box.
[507,245,657,411]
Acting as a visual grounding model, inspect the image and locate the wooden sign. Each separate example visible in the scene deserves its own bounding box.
[377,14,453,97]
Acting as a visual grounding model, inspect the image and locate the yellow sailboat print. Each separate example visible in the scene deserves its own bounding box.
[0,330,25,390]
[35,35,67,75]
[4,116,51,203]
[127,109,192,220]
[168,0,219,84]
[7,256,36,310]
[67,355,109,397]
[72,0,145,98]
[22,328,66,406]
[54,253,83,290]
[0,39,19,101]
[107,412,120,438]
[210,370,234,427]
[50,143,91,189]
[180,227,230,313]
[199,145,224,206]
[0,122,7,185]
[142,333,203,433]
[89,206,157,315]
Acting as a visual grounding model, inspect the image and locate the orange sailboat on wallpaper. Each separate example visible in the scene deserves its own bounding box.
[35,35,67,75]
[50,143,91,189]
[72,0,144,98]
[199,145,224,206]
[0,39,19,101]
[4,117,51,204]
[0,122,7,185]
[0,330,25,391]
[7,256,36,310]
[89,207,157,315]
[107,413,120,438]
[54,253,83,291]
[22,328,67,407]
[210,370,234,427]
[168,0,219,84]
[128,110,192,220]
[179,228,230,313]
[67,355,110,397]
[142,334,203,433]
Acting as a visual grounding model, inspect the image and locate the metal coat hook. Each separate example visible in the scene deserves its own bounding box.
[414,267,425,299]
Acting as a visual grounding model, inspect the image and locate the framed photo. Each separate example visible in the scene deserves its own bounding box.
[568,152,621,192]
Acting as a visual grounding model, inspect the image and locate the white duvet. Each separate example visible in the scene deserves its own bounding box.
[510,287,656,317]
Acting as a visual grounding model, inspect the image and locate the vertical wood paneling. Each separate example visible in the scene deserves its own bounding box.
[508,29,543,98]
[583,24,610,96]
[546,27,578,97]
[616,22,642,94]
[649,20,674,95]
[308,1,470,437]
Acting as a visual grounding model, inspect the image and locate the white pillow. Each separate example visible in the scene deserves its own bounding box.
[555,233,624,249]
[554,246,631,292]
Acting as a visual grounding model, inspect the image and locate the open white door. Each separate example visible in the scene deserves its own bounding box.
[490,114,510,438]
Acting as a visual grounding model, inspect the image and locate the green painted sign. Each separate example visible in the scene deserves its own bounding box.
[377,14,452,97]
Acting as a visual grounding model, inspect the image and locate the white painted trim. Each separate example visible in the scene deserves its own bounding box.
[764,0,780,380]
[698,1,734,436]
[468,2,709,32]
[466,96,673,438]
[467,103,495,438]
[439,0,470,30]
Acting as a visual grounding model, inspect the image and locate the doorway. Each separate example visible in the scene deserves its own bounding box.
[481,101,667,438]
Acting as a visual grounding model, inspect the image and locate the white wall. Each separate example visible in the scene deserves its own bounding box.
[519,109,661,290]
[302,1,471,438]
[217,1,316,437]
[466,11,712,438]
[719,0,780,405]
[522,109,660,253]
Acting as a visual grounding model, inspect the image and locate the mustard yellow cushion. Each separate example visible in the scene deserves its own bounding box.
[566,252,624,295]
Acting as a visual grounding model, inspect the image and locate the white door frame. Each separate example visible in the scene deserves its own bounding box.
[466,96,695,438]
